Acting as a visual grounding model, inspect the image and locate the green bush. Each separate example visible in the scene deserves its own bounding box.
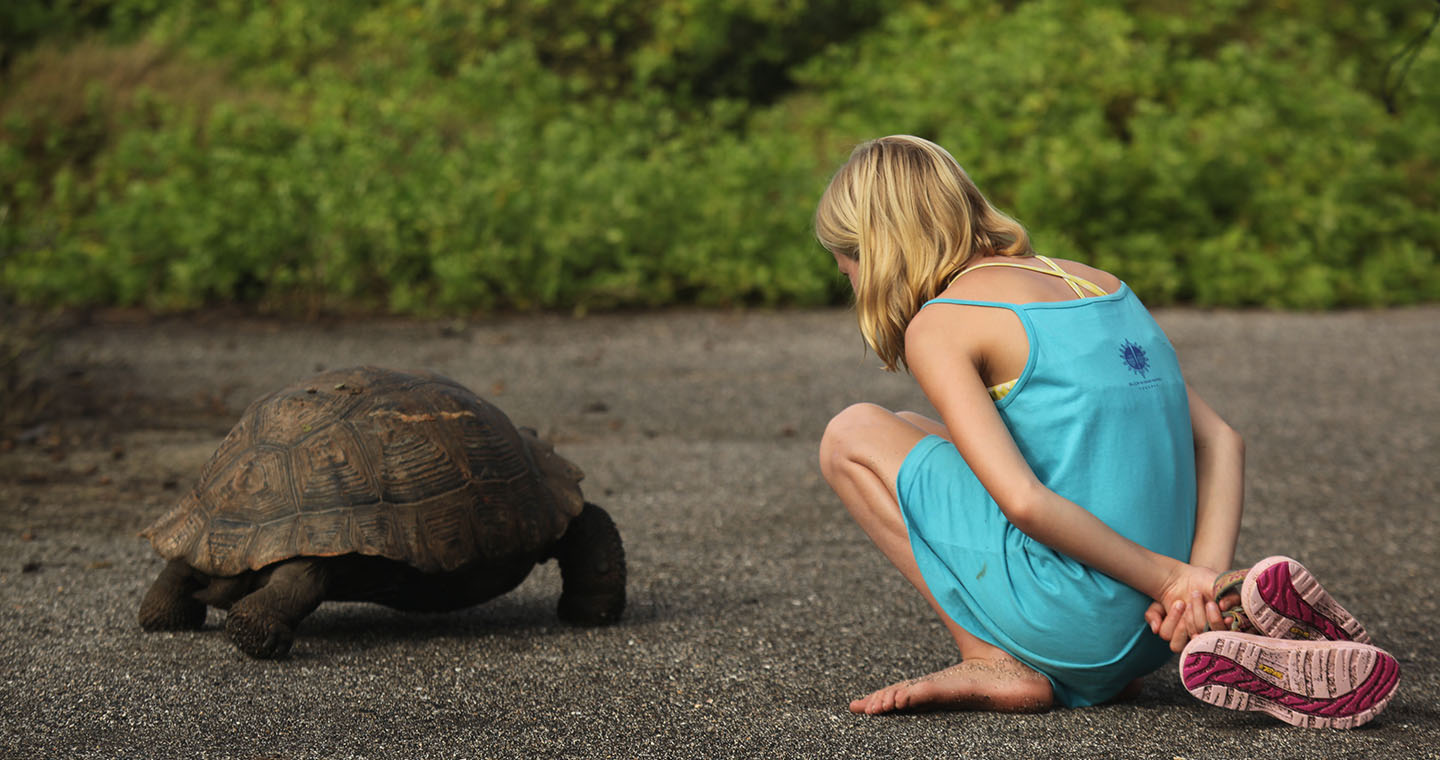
[1,0,1436,312]
[1,0,162,69]
[796,0,1440,307]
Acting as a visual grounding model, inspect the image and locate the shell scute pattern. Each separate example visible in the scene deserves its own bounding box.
[291,424,381,512]
[415,489,482,564]
[348,503,404,559]
[199,517,257,572]
[294,510,354,556]
[372,417,472,505]
[142,367,583,577]
[195,412,254,491]
[250,518,300,566]
[251,384,366,449]
[144,496,206,560]
[213,448,294,523]
[462,425,529,486]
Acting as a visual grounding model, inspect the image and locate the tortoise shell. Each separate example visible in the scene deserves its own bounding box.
[142,367,584,577]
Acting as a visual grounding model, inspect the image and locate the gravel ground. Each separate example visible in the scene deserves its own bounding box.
[1,307,1437,759]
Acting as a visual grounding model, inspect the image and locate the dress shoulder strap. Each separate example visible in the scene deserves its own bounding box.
[949,255,1109,298]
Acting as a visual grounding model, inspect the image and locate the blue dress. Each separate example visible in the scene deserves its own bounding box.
[897,280,1196,707]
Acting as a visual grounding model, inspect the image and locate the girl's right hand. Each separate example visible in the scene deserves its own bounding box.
[1147,563,1229,652]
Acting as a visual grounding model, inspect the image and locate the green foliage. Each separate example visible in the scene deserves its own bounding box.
[0,0,164,69]
[1,0,1436,313]
[797,0,1440,307]
[141,0,884,101]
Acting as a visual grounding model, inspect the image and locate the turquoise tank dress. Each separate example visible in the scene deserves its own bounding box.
[896,257,1197,707]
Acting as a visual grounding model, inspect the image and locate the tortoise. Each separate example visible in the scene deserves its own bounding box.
[138,366,625,659]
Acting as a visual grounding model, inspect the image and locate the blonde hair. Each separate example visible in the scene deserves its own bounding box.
[815,135,1033,371]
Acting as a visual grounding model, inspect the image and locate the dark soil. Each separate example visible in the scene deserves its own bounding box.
[2,308,1437,759]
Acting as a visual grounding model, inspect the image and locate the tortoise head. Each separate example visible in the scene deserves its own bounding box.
[517,427,586,519]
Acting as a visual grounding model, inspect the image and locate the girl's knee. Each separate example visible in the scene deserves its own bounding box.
[822,402,889,449]
[831,402,896,430]
[821,403,882,470]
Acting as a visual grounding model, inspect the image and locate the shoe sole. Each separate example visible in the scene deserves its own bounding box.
[1242,556,1371,644]
[1181,632,1400,729]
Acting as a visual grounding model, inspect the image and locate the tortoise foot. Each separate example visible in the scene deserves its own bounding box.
[225,608,295,659]
[558,591,624,626]
[138,559,208,632]
[139,599,207,632]
[555,503,626,626]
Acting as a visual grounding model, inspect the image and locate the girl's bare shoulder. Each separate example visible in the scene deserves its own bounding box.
[905,293,1013,353]
[904,303,986,376]
[1051,257,1124,294]
[944,256,1124,301]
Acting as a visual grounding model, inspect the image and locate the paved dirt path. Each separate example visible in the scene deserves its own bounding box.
[2,307,1437,758]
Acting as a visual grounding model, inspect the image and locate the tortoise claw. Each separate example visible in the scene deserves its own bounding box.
[225,608,295,659]
[140,600,207,632]
[558,591,625,626]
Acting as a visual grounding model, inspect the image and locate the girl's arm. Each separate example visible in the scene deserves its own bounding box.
[905,308,1220,646]
[1143,387,1245,640]
[1185,386,1245,572]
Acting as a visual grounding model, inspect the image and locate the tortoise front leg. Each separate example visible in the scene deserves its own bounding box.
[555,502,626,625]
[225,558,331,659]
[138,559,207,631]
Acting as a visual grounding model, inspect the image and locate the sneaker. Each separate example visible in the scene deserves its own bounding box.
[1211,568,1254,633]
[1181,631,1400,729]
[1243,556,1371,644]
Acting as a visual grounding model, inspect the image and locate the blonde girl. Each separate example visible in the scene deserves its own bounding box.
[816,135,1244,713]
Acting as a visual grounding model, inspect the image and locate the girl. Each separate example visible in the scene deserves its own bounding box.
[815,135,1246,713]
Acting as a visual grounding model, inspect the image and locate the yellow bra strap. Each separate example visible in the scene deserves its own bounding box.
[950,255,1109,298]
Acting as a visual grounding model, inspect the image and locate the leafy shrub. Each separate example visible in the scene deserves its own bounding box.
[2,0,147,69]
[795,0,1440,307]
[1,0,1436,312]
[141,0,885,102]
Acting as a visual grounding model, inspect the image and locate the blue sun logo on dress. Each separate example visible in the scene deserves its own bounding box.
[1119,339,1150,377]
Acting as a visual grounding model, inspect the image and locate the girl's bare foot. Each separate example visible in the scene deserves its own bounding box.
[849,657,1055,715]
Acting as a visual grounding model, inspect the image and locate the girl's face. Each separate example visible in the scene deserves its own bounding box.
[832,250,858,294]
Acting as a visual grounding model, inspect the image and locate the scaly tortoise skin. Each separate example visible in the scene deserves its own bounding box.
[138,366,625,658]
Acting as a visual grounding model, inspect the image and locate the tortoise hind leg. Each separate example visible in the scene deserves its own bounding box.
[555,502,626,625]
[225,558,331,659]
[139,559,208,631]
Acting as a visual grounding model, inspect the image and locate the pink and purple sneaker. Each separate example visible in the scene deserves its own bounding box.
[1180,632,1399,729]
[1181,556,1398,728]
[1241,555,1371,644]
